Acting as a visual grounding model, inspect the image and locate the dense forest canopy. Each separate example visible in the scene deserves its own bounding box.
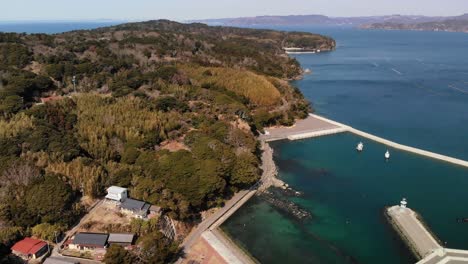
[0,20,335,262]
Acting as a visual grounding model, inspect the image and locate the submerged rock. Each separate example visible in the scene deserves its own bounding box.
[259,189,311,220]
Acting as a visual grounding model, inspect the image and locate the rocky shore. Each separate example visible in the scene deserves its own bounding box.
[257,141,311,220]
[258,141,285,191]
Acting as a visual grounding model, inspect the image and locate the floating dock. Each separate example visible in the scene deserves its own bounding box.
[386,201,468,264]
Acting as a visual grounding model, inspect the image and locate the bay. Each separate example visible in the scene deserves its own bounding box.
[222,27,468,264]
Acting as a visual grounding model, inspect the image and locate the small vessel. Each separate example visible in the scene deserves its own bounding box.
[356,142,364,152]
[385,150,390,160]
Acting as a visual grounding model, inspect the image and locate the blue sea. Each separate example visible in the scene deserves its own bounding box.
[3,22,468,264]
[222,27,468,264]
[0,21,123,34]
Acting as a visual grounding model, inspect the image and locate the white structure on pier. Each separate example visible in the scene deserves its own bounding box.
[400,198,408,209]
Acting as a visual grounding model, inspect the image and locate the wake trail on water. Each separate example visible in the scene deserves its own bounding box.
[448,84,468,95]
[391,68,402,75]
[384,61,444,96]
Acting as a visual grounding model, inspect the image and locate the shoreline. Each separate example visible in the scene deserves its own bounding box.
[181,113,468,263]
[257,141,285,191]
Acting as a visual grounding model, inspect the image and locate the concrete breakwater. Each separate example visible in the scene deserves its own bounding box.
[262,114,468,169]
[385,205,441,259]
[183,113,468,264]
[386,204,468,264]
[310,114,468,168]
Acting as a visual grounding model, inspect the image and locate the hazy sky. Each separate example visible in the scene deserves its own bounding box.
[1,0,468,21]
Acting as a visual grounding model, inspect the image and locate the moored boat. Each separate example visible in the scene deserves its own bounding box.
[356,142,364,152]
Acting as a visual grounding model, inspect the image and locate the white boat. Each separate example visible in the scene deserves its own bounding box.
[385,150,390,160]
[356,142,364,152]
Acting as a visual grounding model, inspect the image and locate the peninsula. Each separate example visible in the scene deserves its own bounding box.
[0,20,335,263]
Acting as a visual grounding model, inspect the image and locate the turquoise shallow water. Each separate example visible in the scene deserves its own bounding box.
[222,28,468,264]
[223,133,468,263]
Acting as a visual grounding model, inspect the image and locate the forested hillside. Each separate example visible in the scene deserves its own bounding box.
[0,20,335,262]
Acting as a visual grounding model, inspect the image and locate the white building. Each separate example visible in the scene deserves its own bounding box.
[105,186,128,202]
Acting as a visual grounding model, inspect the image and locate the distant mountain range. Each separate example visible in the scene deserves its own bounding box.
[191,14,468,33]
[361,14,468,33]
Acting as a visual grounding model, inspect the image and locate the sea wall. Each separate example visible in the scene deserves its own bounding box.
[309,114,468,168]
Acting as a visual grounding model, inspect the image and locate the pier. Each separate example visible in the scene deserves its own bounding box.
[386,200,468,264]
[262,114,468,169]
[181,113,468,264]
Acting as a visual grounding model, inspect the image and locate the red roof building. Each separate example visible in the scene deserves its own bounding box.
[11,237,48,260]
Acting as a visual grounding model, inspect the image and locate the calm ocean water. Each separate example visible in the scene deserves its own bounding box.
[222,27,468,264]
[3,22,468,263]
[0,21,122,34]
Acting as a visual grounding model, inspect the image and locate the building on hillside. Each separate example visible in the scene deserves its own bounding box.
[40,95,63,104]
[105,186,128,202]
[11,237,48,260]
[107,233,135,248]
[120,198,151,218]
[43,256,79,264]
[69,233,108,251]
[148,205,162,218]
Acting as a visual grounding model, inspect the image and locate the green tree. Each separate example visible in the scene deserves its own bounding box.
[0,226,25,261]
[0,95,23,117]
[139,231,179,264]
[31,223,66,242]
[121,147,140,165]
[231,153,260,188]
[103,244,136,264]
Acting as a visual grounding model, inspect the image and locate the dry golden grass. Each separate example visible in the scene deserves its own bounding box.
[0,113,34,139]
[183,66,281,106]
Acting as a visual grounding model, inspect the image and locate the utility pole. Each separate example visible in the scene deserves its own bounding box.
[72,75,76,93]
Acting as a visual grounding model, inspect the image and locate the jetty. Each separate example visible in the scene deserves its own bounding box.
[261,114,468,169]
[386,200,468,264]
[179,113,468,264]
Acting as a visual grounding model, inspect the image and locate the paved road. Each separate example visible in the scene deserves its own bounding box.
[181,190,252,251]
[50,200,104,261]
[45,255,102,264]
[260,115,339,142]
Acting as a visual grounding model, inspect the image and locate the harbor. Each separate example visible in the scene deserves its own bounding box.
[386,199,468,263]
[182,112,468,264]
[217,26,468,264]
[262,114,468,169]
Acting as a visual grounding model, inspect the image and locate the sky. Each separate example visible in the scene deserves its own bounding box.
[1,0,468,21]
